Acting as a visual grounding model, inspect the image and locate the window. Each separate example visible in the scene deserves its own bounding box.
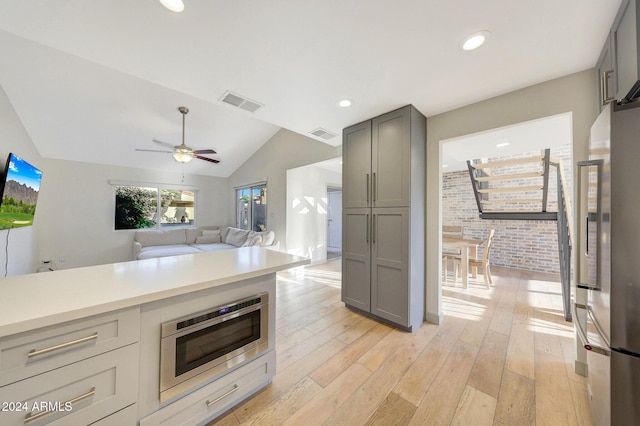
[236,184,267,231]
[115,185,196,230]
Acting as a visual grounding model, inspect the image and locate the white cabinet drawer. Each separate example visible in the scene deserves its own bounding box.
[0,343,138,426]
[139,350,275,426]
[90,403,137,425]
[0,307,139,386]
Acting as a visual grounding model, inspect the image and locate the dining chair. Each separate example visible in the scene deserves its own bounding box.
[442,225,463,281]
[454,229,495,289]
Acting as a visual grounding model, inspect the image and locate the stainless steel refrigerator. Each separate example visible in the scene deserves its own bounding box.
[576,101,640,425]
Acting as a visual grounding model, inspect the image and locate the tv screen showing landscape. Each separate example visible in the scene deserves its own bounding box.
[0,153,43,230]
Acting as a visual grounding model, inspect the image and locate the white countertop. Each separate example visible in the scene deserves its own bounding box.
[0,247,308,338]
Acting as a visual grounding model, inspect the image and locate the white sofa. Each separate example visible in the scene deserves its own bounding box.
[133,226,277,260]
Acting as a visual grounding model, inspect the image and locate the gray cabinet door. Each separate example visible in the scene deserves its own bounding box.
[343,121,372,209]
[613,0,639,99]
[597,33,615,111]
[370,208,409,326]
[342,209,371,312]
[371,107,411,207]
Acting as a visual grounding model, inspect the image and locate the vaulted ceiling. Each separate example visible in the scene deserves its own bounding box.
[0,1,621,177]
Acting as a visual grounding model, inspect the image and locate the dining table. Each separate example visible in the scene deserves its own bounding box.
[442,236,485,288]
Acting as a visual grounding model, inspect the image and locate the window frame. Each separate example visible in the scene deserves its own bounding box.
[111,180,199,231]
[235,182,267,231]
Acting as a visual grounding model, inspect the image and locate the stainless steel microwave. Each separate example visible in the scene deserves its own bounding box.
[159,293,269,402]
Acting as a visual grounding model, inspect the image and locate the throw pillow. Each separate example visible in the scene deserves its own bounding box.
[195,235,221,244]
[202,229,221,237]
[225,227,250,247]
[242,235,263,247]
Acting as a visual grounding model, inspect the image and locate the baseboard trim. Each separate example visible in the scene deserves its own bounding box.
[574,360,588,377]
[425,311,443,325]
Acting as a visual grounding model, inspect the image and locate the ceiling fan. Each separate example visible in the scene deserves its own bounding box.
[136,106,220,164]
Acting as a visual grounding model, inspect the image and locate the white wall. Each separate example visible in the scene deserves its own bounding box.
[286,164,341,264]
[0,84,44,276]
[228,129,341,252]
[36,159,228,269]
[425,69,598,324]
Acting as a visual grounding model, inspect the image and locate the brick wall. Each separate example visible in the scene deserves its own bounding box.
[442,145,572,274]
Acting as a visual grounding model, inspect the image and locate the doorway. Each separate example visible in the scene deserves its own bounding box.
[327,187,342,259]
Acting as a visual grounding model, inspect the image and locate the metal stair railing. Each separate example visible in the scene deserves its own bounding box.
[551,160,572,322]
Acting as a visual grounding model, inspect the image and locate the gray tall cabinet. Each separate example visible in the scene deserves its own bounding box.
[341,105,425,331]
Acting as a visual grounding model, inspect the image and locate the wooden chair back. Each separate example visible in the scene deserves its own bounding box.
[443,225,463,239]
[481,229,496,263]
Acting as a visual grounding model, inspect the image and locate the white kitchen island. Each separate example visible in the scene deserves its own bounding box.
[0,247,308,426]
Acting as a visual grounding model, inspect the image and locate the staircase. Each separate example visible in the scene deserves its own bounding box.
[467,149,573,321]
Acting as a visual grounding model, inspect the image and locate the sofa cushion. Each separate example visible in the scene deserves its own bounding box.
[257,231,275,246]
[195,235,221,244]
[137,244,201,259]
[185,228,201,244]
[242,235,263,247]
[202,229,221,238]
[225,227,250,247]
[190,243,236,252]
[135,229,186,247]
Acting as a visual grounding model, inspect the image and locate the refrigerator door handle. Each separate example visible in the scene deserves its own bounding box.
[574,303,611,356]
[576,159,604,289]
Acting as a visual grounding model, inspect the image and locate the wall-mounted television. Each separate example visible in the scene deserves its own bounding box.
[0,153,43,230]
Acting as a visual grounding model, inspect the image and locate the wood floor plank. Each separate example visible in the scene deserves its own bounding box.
[309,322,392,387]
[358,328,411,371]
[282,363,372,426]
[467,329,509,399]
[238,376,323,425]
[324,349,414,425]
[393,342,451,406]
[364,392,416,426]
[493,369,535,425]
[408,341,480,426]
[450,385,497,426]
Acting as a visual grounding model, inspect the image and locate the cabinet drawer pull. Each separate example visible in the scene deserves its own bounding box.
[206,384,239,407]
[366,173,370,203]
[27,333,98,358]
[24,387,95,423]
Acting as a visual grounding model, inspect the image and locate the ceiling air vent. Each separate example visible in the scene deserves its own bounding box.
[219,90,264,113]
[309,127,338,141]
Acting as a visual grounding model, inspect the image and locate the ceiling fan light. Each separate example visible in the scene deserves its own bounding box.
[173,151,193,163]
[159,0,184,13]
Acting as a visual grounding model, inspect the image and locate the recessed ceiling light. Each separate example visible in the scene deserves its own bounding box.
[159,0,184,12]
[461,30,491,51]
[337,99,353,108]
[496,142,510,148]
[443,164,449,168]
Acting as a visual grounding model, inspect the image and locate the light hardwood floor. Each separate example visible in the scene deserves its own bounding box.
[210,259,593,426]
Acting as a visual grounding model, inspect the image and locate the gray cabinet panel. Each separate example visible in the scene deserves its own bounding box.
[596,34,615,111]
[613,0,639,99]
[342,209,370,311]
[372,108,411,207]
[343,121,372,209]
[371,208,409,325]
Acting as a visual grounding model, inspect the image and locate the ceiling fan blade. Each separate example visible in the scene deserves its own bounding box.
[193,149,217,154]
[194,154,220,164]
[135,148,173,153]
[152,139,175,148]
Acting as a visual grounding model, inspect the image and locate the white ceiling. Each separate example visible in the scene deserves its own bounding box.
[0,1,621,177]
[442,112,573,172]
